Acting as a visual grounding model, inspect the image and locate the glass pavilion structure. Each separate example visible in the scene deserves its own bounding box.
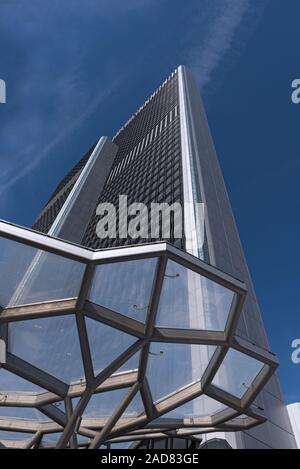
[0,66,296,449]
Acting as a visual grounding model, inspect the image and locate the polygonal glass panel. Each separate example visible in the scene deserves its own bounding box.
[156,260,234,331]
[88,258,157,323]
[0,369,45,393]
[9,315,84,384]
[73,388,144,424]
[0,407,48,421]
[123,390,144,418]
[85,317,139,375]
[0,236,85,308]
[0,431,33,441]
[161,394,226,419]
[147,342,215,402]
[112,349,141,376]
[74,388,128,421]
[212,348,264,398]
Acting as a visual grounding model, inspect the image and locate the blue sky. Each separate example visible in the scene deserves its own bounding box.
[0,0,299,403]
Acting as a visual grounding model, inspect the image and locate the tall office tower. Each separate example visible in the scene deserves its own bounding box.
[287,403,300,448]
[0,67,295,449]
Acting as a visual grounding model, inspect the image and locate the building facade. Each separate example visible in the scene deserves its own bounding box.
[0,66,295,449]
[32,66,296,448]
[287,403,300,448]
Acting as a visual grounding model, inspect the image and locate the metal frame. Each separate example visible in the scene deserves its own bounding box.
[0,220,278,449]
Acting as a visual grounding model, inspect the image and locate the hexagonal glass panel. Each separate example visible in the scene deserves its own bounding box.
[147,342,215,402]
[85,317,139,375]
[212,348,264,398]
[0,236,85,308]
[9,315,85,384]
[0,369,45,393]
[160,394,226,419]
[155,260,234,331]
[88,258,157,323]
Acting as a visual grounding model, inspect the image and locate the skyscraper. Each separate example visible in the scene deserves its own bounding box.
[0,66,296,449]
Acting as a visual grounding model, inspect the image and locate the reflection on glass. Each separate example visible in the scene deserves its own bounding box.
[146,342,215,402]
[161,394,225,419]
[156,260,234,331]
[0,236,85,308]
[85,317,139,376]
[88,258,157,323]
[212,348,264,398]
[9,315,85,384]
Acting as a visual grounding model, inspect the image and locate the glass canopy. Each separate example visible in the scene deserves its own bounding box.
[0,222,278,448]
[0,236,85,308]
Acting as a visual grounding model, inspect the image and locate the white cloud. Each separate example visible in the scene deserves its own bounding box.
[0,0,266,200]
[0,77,121,195]
[188,0,255,89]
